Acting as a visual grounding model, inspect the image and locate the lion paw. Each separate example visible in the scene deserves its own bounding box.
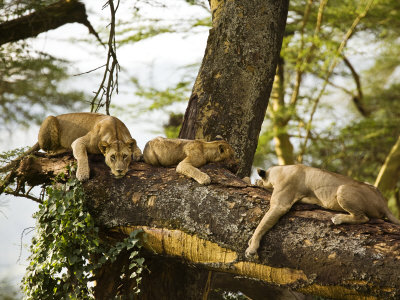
[76,166,90,181]
[255,179,264,187]
[331,215,343,225]
[197,175,211,185]
[134,154,144,162]
[245,246,259,259]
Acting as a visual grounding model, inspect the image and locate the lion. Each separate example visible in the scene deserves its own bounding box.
[143,136,237,185]
[11,112,142,181]
[245,164,400,258]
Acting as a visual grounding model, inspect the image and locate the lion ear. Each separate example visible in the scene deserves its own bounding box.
[98,141,109,154]
[257,168,267,179]
[215,135,224,141]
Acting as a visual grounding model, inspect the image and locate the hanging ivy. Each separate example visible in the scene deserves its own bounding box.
[22,176,144,299]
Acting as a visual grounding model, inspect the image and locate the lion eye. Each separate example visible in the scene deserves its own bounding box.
[123,154,128,160]
[110,155,116,161]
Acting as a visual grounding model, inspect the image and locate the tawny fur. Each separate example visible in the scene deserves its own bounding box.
[38,112,142,181]
[143,137,236,185]
[245,164,400,258]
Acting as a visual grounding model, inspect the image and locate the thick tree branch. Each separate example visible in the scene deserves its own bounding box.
[12,153,400,299]
[0,0,101,46]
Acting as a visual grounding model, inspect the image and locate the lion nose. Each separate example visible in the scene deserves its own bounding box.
[116,169,124,174]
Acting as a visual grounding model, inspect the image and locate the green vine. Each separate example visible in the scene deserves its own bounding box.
[22,176,144,299]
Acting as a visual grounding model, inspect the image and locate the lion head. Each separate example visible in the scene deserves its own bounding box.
[209,139,238,173]
[214,141,235,162]
[257,168,273,189]
[98,139,137,178]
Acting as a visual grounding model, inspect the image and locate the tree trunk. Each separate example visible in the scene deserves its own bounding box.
[14,153,400,299]
[179,0,289,177]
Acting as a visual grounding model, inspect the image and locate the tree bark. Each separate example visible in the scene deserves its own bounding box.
[0,0,100,46]
[179,0,289,177]
[13,153,400,299]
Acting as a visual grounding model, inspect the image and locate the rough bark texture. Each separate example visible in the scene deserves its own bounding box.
[14,153,400,299]
[0,0,99,46]
[179,0,289,177]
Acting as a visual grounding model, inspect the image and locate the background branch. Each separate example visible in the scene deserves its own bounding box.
[91,0,120,115]
[0,0,101,46]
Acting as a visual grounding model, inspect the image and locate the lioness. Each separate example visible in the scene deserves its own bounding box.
[37,112,142,181]
[245,164,400,258]
[143,136,236,185]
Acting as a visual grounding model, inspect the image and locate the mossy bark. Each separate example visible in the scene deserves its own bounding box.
[179,0,289,177]
[14,153,400,299]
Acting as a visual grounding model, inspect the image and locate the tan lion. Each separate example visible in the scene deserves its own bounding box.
[245,164,400,258]
[35,112,142,181]
[143,136,236,185]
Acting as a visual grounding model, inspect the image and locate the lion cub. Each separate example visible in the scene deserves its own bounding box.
[245,164,400,258]
[143,136,236,185]
[38,112,142,181]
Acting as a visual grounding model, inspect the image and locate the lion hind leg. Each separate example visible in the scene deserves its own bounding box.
[176,159,210,185]
[332,185,369,225]
[38,116,61,152]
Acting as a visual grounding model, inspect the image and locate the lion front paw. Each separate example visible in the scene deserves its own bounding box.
[245,246,259,259]
[134,154,144,162]
[76,166,90,181]
[255,179,264,187]
[245,238,260,259]
[331,215,343,225]
[197,174,211,185]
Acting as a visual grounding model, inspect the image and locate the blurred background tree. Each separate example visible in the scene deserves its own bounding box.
[0,0,91,127]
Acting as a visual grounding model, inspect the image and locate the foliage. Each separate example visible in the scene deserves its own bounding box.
[254,0,400,184]
[22,176,144,299]
[0,146,30,167]
[0,44,87,127]
[0,1,87,128]
[163,113,183,138]
[132,77,193,112]
[117,1,210,47]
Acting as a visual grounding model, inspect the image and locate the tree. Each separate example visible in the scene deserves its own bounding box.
[179,0,289,177]
[2,0,400,299]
